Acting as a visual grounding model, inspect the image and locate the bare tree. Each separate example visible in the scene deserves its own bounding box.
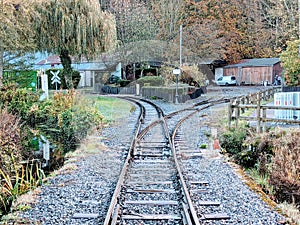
[260,0,298,52]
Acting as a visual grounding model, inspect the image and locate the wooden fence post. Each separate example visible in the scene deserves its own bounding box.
[235,99,240,128]
[262,90,266,100]
[256,92,261,133]
[241,97,245,114]
[228,99,233,129]
[262,108,267,132]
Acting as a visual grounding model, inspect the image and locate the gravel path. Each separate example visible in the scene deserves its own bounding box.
[3,86,287,225]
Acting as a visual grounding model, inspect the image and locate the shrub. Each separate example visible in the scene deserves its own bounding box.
[219,127,247,155]
[242,130,275,170]
[180,64,206,87]
[0,108,22,175]
[0,86,40,120]
[136,76,165,87]
[159,64,206,87]
[118,79,131,87]
[36,91,103,153]
[0,109,45,217]
[269,129,300,206]
[219,126,261,168]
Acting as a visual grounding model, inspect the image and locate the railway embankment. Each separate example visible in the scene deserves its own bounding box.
[2,86,298,225]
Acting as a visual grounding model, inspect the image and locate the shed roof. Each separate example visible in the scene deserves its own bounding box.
[33,53,116,71]
[224,58,280,68]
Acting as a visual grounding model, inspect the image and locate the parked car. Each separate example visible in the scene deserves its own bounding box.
[216,76,237,86]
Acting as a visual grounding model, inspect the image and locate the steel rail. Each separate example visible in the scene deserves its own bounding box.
[103,99,145,225]
[104,97,230,224]
[168,105,213,225]
[166,98,231,224]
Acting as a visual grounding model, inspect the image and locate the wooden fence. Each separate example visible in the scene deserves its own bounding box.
[228,87,300,132]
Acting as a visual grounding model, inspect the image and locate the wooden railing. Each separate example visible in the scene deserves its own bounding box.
[228,87,300,132]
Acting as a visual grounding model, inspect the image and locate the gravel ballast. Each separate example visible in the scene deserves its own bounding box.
[6,87,287,225]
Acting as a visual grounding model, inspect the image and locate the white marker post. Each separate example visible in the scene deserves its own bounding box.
[40,69,49,99]
[50,71,61,90]
[40,135,50,167]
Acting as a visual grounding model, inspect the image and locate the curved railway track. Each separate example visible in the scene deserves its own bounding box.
[104,96,231,225]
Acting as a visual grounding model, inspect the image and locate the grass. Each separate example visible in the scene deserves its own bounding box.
[0,162,45,217]
[278,202,300,225]
[92,96,135,123]
[199,143,207,149]
[246,167,274,196]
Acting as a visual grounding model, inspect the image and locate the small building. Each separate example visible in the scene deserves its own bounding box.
[34,53,119,89]
[222,58,283,85]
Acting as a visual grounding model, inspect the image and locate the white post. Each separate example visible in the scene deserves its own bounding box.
[175,74,179,104]
[173,68,181,104]
[136,83,140,96]
[41,71,49,99]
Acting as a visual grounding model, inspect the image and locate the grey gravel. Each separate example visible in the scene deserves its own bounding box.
[7,86,287,225]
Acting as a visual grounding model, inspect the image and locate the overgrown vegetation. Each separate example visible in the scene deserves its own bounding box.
[136,76,165,87]
[159,64,206,87]
[0,107,45,216]
[280,40,300,86]
[269,129,300,206]
[0,86,103,217]
[219,126,300,220]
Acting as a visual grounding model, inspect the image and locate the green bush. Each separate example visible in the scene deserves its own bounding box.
[219,126,260,168]
[34,91,103,153]
[0,86,40,120]
[0,87,102,156]
[220,127,247,155]
[136,76,165,86]
[0,88,103,217]
[3,70,37,89]
[118,79,131,87]
[0,109,45,217]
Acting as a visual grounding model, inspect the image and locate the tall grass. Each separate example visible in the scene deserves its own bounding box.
[246,167,274,196]
[278,202,300,225]
[0,161,45,216]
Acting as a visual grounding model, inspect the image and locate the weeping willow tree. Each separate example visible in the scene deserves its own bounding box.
[34,0,117,88]
[0,0,39,87]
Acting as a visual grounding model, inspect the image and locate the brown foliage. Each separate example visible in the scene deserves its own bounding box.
[269,129,300,206]
[180,64,206,87]
[183,0,274,63]
[0,108,22,175]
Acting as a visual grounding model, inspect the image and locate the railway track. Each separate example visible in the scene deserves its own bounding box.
[104,96,232,224]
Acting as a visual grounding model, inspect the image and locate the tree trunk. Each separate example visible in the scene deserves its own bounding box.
[59,49,74,89]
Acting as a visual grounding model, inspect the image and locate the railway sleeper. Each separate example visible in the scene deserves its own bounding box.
[121,203,182,218]
[134,152,166,157]
[126,181,174,185]
[133,159,172,164]
[200,213,230,220]
[124,200,178,205]
[130,167,175,172]
[126,188,177,194]
[128,173,175,178]
[122,214,181,220]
